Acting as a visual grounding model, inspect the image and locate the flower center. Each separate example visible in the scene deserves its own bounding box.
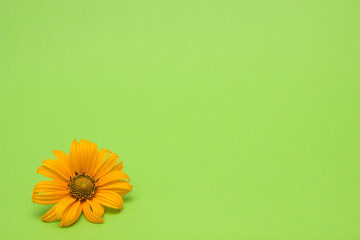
[69,174,96,201]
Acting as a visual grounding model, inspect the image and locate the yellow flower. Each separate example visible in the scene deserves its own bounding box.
[32,139,133,227]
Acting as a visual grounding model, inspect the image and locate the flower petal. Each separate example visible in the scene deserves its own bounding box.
[83,201,104,223]
[52,150,69,165]
[69,139,98,175]
[33,180,68,193]
[69,139,81,174]
[93,190,123,209]
[43,159,72,178]
[32,191,69,205]
[111,161,123,171]
[89,148,110,175]
[88,200,104,218]
[60,200,82,227]
[41,205,59,222]
[93,153,119,180]
[37,159,71,183]
[79,139,98,174]
[97,171,130,186]
[97,181,133,196]
[52,149,73,174]
[56,196,76,218]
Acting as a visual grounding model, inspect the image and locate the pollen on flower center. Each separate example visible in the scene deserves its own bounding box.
[69,173,96,201]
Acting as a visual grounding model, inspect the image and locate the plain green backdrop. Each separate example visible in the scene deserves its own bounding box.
[1,0,360,239]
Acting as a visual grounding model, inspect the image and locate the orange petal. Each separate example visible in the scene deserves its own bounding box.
[56,196,76,218]
[52,150,69,165]
[69,139,81,174]
[41,205,59,222]
[93,190,123,209]
[69,139,98,175]
[52,150,73,174]
[89,148,111,175]
[60,200,82,227]
[111,161,123,171]
[79,139,98,174]
[83,201,104,223]
[37,159,71,183]
[88,200,104,218]
[33,180,68,193]
[32,191,69,205]
[97,181,133,196]
[97,171,130,186]
[93,153,119,180]
[42,159,71,177]
[36,166,64,183]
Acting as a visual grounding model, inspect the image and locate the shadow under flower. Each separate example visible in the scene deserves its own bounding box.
[34,204,53,218]
[122,194,134,203]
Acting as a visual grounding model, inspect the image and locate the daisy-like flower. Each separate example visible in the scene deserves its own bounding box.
[32,139,133,227]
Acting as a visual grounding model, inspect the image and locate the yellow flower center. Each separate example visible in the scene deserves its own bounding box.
[69,174,96,201]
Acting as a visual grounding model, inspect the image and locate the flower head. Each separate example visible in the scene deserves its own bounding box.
[32,139,133,227]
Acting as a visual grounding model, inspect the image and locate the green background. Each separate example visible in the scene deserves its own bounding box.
[1,0,360,239]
